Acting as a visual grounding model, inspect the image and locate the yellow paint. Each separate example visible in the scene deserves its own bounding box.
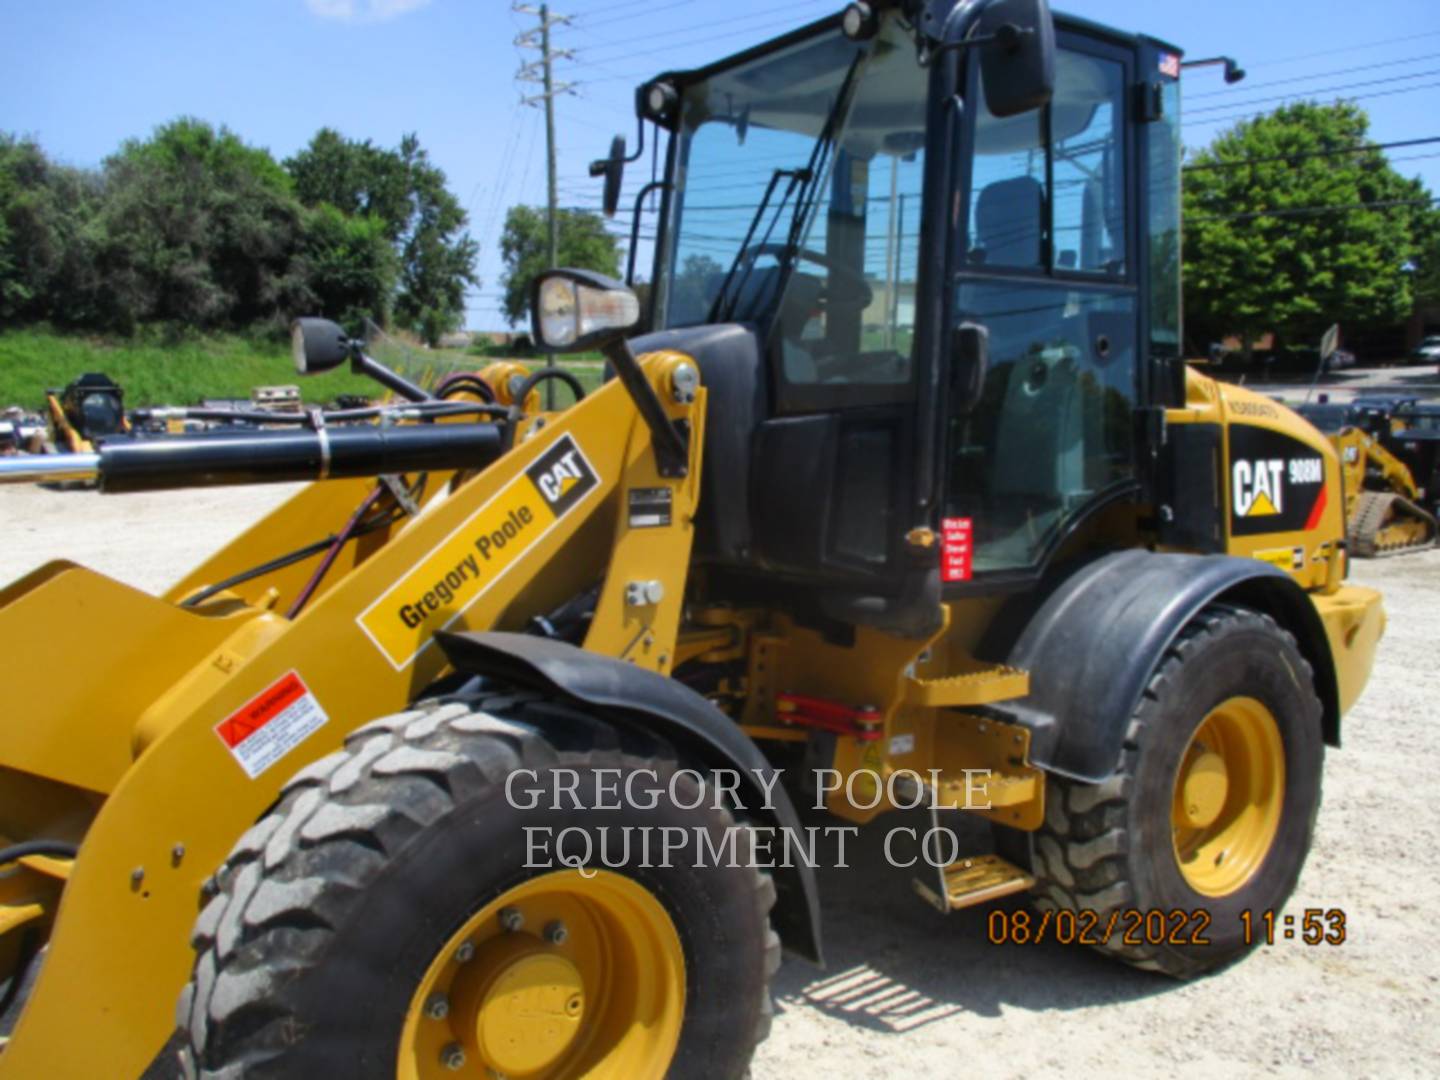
[1171,696,1284,897]
[397,870,684,1080]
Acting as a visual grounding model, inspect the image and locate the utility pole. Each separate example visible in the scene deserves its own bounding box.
[515,3,573,404]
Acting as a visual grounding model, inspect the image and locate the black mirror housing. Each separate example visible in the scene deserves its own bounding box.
[952,322,990,413]
[601,135,626,218]
[977,0,1056,117]
[290,317,355,375]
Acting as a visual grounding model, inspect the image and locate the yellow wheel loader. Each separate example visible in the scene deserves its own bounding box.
[0,2,1385,1077]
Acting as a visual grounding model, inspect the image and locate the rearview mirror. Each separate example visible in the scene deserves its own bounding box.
[977,0,1055,118]
[952,323,990,412]
[589,135,627,218]
[290,317,355,374]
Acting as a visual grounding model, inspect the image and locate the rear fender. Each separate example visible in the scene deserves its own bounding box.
[998,550,1343,783]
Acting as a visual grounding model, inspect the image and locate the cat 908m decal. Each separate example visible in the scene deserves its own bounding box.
[1228,424,1328,538]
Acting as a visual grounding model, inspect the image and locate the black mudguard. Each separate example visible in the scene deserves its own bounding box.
[436,630,823,965]
[998,550,1340,784]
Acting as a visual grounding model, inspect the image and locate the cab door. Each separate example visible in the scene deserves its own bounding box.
[944,31,1142,586]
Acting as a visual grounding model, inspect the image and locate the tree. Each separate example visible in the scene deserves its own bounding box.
[0,134,104,327]
[1183,102,1436,358]
[286,130,477,343]
[294,204,399,330]
[498,206,621,326]
[96,118,307,332]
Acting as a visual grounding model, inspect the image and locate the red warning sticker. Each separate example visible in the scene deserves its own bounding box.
[214,671,329,779]
[941,517,974,583]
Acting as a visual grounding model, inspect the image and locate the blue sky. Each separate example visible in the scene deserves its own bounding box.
[3,0,1438,330]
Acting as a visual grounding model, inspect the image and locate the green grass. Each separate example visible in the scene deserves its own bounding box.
[0,329,604,410]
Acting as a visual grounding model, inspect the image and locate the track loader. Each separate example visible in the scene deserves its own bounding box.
[1297,397,1438,556]
[0,2,1385,1077]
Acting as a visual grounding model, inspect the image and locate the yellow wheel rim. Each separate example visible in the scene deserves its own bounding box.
[1171,696,1285,897]
[398,869,685,1079]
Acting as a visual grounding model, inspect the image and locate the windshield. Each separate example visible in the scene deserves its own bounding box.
[657,15,929,410]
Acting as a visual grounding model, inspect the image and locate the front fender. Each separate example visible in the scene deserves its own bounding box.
[437,630,823,964]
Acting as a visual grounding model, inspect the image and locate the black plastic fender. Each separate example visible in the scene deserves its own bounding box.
[435,630,823,964]
[998,550,1341,783]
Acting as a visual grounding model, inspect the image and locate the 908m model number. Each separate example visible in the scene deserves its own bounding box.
[1288,458,1324,484]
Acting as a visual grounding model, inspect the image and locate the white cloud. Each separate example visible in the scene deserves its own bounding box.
[305,0,432,23]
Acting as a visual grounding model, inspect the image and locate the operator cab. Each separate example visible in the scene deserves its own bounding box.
[581,0,1185,632]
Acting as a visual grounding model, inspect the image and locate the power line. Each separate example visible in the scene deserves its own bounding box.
[1184,80,1440,129]
[1188,196,1440,224]
[1183,136,1440,171]
[1187,51,1438,101]
[1186,67,1440,117]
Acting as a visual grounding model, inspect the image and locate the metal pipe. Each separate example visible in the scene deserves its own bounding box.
[0,453,101,486]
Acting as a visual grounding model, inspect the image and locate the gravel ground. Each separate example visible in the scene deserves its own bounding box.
[1,481,1436,1078]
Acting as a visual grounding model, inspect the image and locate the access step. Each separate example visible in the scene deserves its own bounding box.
[913,854,1035,913]
[905,661,1030,707]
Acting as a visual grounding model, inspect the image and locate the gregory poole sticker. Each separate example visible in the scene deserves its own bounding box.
[215,671,329,779]
[357,434,600,670]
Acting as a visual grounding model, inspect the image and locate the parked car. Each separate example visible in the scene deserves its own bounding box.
[1411,335,1440,363]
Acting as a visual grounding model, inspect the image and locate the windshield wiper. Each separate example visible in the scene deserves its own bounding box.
[709,52,865,325]
[707,166,809,323]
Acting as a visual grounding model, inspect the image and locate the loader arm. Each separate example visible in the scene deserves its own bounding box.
[0,353,706,1078]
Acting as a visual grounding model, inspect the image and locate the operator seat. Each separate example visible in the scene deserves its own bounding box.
[971,176,1044,268]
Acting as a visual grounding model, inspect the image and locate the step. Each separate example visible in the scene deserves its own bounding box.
[913,854,1035,913]
[906,662,1030,707]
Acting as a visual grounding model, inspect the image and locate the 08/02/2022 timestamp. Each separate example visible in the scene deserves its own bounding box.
[986,908,1347,946]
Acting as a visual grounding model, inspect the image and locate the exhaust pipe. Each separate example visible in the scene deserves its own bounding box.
[0,423,504,493]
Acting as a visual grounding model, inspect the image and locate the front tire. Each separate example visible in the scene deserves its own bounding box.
[1029,605,1324,978]
[178,691,778,1079]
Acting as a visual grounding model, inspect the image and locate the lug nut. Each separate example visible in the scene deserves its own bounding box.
[440,1042,467,1070]
[424,993,450,1020]
[455,940,476,963]
[544,920,568,945]
[499,906,524,932]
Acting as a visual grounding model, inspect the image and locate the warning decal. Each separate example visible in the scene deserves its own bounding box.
[941,517,974,583]
[215,671,329,779]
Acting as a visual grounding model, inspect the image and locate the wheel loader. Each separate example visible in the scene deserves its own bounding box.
[0,2,1386,1077]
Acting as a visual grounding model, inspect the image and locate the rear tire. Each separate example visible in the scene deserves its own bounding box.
[177,691,778,1079]
[1028,606,1324,978]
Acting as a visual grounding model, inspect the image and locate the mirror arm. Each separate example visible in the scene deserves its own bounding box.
[934,23,1032,55]
[601,337,689,478]
[351,353,433,403]
[623,110,646,165]
[627,180,669,286]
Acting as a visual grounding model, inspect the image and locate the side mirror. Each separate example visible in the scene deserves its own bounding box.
[290,317,356,374]
[952,323,990,413]
[977,0,1055,118]
[589,135,627,218]
[531,268,640,354]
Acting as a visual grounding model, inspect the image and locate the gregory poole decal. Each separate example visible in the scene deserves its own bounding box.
[358,434,600,669]
[1228,425,1328,538]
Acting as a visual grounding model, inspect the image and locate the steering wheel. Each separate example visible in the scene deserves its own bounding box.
[738,243,873,307]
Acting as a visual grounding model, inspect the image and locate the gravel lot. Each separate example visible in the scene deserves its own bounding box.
[1,480,1436,1078]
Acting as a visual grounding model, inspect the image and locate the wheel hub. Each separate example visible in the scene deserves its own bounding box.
[1176,747,1228,828]
[460,941,585,1075]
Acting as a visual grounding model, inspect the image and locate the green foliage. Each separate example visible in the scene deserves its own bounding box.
[0,122,478,344]
[0,134,104,327]
[295,205,399,331]
[286,131,478,344]
[0,328,375,409]
[96,118,307,333]
[1183,102,1438,354]
[498,206,621,326]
